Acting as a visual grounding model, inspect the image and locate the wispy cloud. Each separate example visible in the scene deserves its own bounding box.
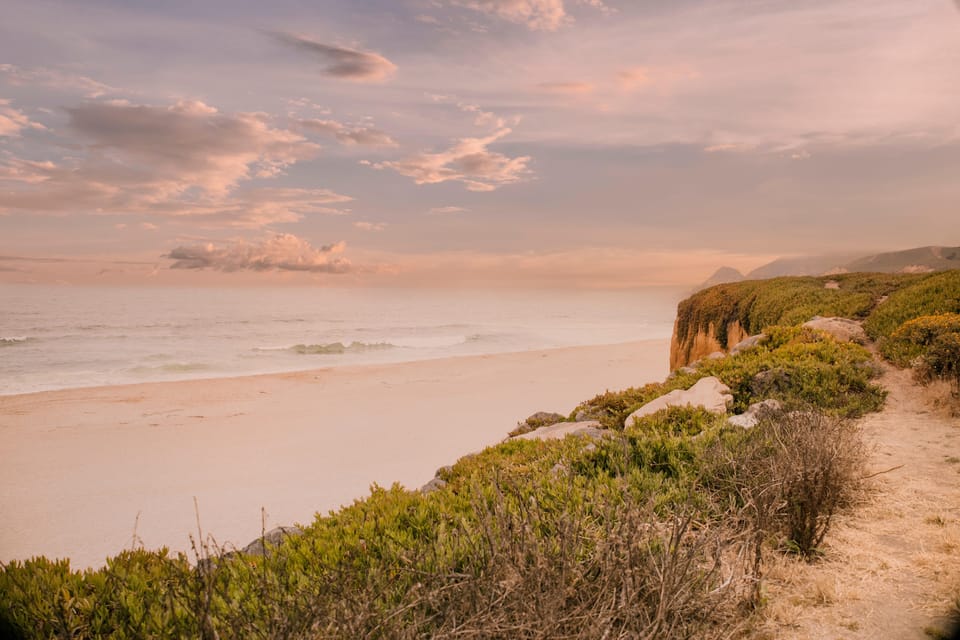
[380,128,531,192]
[0,64,118,98]
[429,94,517,130]
[353,221,386,231]
[298,118,396,147]
[445,0,608,31]
[616,65,699,92]
[269,32,396,81]
[0,99,44,137]
[428,206,468,215]
[536,81,594,95]
[165,233,351,273]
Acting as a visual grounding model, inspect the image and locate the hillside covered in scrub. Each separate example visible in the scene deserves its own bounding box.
[3,273,960,639]
[671,270,960,369]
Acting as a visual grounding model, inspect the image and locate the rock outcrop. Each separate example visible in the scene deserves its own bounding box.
[727,399,782,429]
[802,316,867,344]
[420,477,447,494]
[730,333,768,355]
[510,411,567,437]
[512,420,605,442]
[624,377,733,428]
[670,318,749,370]
[242,526,303,557]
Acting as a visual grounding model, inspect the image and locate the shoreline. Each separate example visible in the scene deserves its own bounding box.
[1,338,670,569]
[0,338,671,399]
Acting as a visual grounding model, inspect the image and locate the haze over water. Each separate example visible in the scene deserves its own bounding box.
[0,285,680,396]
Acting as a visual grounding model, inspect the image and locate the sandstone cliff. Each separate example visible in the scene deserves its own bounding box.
[669,317,748,370]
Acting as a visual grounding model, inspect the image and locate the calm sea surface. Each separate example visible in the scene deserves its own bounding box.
[0,285,682,395]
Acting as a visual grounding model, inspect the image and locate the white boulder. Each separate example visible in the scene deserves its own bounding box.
[802,316,867,344]
[512,420,605,442]
[624,376,733,428]
[727,399,782,429]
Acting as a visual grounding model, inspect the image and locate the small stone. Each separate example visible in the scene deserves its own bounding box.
[727,399,782,429]
[420,477,448,494]
[242,526,303,557]
[731,333,768,355]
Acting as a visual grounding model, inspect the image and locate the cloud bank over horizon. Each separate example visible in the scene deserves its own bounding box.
[165,233,351,273]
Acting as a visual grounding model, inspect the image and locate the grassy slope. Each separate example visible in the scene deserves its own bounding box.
[676,271,960,354]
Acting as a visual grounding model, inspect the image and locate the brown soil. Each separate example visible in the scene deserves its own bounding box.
[759,360,960,639]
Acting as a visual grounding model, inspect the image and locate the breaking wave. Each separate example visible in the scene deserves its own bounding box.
[0,336,30,346]
[288,341,396,355]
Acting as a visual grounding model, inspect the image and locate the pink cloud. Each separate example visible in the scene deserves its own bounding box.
[165,233,351,273]
[353,221,386,231]
[446,0,608,31]
[0,100,345,227]
[382,128,532,192]
[0,64,118,98]
[0,99,45,137]
[299,118,396,147]
[427,206,468,215]
[537,81,595,95]
[269,33,396,82]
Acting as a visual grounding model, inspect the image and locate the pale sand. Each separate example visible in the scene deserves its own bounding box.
[0,339,668,569]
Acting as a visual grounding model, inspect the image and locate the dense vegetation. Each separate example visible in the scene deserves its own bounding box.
[676,269,960,394]
[676,270,960,350]
[675,272,921,349]
[3,271,956,638]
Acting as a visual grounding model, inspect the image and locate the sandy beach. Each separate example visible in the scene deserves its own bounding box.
[1,339,669,569]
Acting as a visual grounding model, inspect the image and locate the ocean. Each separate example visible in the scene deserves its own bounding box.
[0,285,682,396]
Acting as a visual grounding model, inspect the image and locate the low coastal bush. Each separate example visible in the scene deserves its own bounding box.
[864,270,960,340]
[575,324,885,424]
[915,332,960,395]
[879,313,960,367]
[676,272,920,348]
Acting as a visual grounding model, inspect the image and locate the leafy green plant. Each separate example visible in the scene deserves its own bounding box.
[864,270,960,339]
[916,332,960,394]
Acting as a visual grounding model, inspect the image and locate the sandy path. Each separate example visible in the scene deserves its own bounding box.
[0,339,668,570]
[763,360,960,638]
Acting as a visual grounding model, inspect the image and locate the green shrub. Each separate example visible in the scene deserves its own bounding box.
[864,270,960,339]
[676,273,919,351]
[916,332,960,393]
[879,313,960,366]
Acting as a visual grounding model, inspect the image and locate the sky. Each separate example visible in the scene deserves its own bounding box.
[1,0,959,287]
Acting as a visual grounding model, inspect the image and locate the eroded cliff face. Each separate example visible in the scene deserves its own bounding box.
[669,318,748,370]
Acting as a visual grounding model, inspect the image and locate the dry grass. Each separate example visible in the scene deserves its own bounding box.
[758,362,960,639]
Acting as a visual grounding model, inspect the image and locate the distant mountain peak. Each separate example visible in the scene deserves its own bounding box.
[695,266,744,291]
[696,243,959,291]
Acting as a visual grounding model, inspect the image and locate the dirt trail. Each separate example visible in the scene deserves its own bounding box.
[762,360,960,638]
